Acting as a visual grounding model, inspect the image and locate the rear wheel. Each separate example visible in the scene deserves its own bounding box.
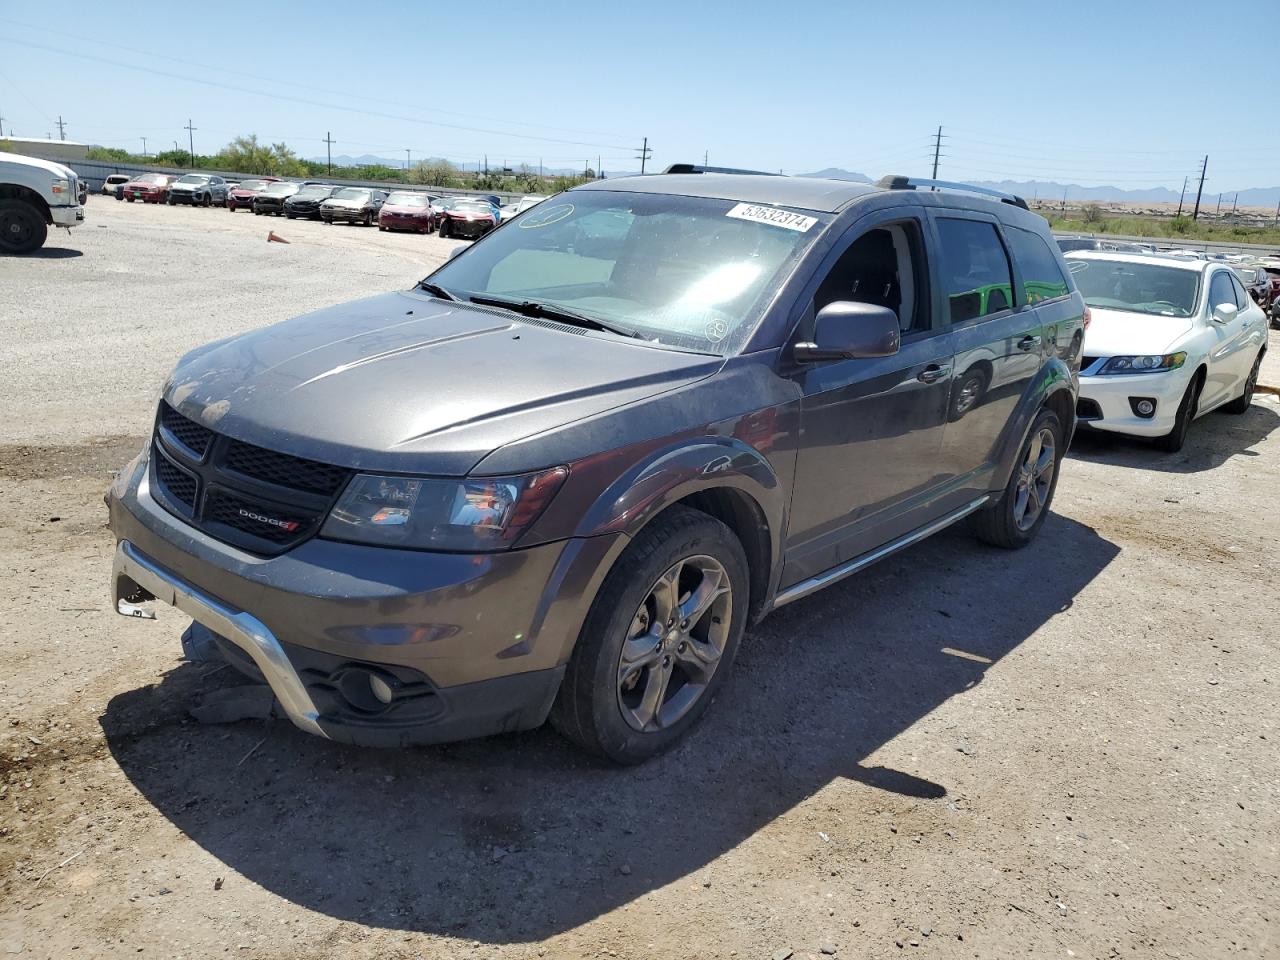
[970,407,1062,549]
[551,506,748,764]
[1222,352,1264,414]
[0,200,47,254]
[1156,374,1202,452]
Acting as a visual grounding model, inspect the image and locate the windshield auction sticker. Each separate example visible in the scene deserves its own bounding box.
[725,203,817,232]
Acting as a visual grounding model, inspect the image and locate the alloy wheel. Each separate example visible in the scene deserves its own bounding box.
[1013,427,1056,531]
[616,555,732,732]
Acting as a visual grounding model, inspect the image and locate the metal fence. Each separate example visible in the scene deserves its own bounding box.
[1053,231,1280,257]
[53,157,525,203]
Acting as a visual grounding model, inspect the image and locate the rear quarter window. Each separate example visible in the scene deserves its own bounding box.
[936,218,1014,323]
[1005,226,1071,304]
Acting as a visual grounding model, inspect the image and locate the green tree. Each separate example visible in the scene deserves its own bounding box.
[152,148,188,168]
[1082,203,1104,225]
[411,159,461,188]
[87,146,133,162]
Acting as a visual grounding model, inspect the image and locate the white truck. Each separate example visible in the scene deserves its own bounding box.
[0,152,86,254]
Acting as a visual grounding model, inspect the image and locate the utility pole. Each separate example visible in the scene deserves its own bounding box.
[184,118,197,167]
[1230,192,1238,219]
[0,112,6,137]
[405,148,411,171]
[1176,176,1187,218]
[55,115,67,140]
[323,131,335,174]
[1060,186,1068,214]
[597,155,601,179]
[931,125,944,180]
[636,136,652,175]
[704,149,709,168]
[483,154,488,175]
[140,137,147,158]
[1215,192,1222,216]
[1191,155,1208,221]
[1274,197,1279,226]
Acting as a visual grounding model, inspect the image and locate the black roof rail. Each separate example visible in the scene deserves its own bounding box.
[661,163,783,176]
[877,175,1029,210]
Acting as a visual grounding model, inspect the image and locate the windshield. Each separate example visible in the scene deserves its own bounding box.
[333,188,370,202]
[454,200,493,213]
[1067,259,1201,317]
[295,185,334,198]
[1233,267,1259,283]
[424,190,829,354]
[237,179,269,191]
[386,193,429,206]
[137,174,168,184]
[263,183,298,196]
[177,175,209,185]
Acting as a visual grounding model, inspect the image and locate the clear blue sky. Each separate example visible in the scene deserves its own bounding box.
[1,0,1277,191]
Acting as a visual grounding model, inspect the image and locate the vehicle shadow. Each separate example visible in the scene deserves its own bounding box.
[1068,400,1280,473]
[21,247,84,259]
[100,514,1118,943]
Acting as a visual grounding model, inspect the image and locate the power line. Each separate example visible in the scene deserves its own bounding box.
[0,36,633,152]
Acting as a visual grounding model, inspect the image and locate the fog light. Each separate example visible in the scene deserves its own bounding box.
[1129,397,1157,419]
[369,674,394,704]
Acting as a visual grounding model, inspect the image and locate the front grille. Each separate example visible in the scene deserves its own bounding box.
[153,448,198,509]
[204,489,317,545]
[159,402,213,457]
[149,403,353,555]
[225,441,350,495]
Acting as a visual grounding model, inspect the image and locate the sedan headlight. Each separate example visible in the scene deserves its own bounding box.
[1097,352,1187,375]
[320,467,567,551]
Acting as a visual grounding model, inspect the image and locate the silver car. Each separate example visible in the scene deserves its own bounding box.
[167,174,229,207]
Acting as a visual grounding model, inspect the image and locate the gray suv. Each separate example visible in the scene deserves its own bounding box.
[107,173,1085,763]
[167,173,229,207]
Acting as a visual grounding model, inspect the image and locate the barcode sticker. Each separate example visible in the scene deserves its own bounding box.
[725,202,818,232]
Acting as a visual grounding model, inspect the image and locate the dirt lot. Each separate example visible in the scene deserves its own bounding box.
[1,197,1278,960]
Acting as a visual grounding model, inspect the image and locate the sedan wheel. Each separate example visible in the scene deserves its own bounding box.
[1223,352,1263,414]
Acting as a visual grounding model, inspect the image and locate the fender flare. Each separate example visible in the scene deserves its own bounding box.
[993,359,1077,487]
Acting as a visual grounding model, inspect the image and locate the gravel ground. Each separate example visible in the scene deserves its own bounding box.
[1,197,1278,960]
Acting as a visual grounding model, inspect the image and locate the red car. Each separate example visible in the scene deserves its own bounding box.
[378,191,437,233]
[121,173,178,203]
[437,197,499,240]
[225,177,279,212]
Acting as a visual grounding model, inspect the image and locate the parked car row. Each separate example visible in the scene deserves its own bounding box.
[105,172,545,239]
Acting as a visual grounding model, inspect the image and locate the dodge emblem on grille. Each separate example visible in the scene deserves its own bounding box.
[238,508,299,532]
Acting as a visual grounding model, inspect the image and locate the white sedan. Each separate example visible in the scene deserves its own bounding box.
[1067,252,1268,452]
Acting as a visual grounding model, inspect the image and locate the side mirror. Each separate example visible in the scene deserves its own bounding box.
[793,302,901,363]
[1212,302,1238,324]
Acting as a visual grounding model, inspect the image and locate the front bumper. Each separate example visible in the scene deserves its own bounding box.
[446,218,494,237]
[106,449,626,746]
[50,204,85,227]
[321,207,365,222]
[1078,366,1192,437]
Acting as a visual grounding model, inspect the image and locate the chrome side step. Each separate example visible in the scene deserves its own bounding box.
[771,496,991,609]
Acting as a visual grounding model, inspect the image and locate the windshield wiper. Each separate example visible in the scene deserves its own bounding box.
[417,281,458,302]
[468,294,640,338]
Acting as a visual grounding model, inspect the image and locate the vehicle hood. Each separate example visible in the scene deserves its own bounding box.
[170,181,206,191]
[0,152,74,179]
[163,291,721,476]
[383,203,430,214]
[446,208,494,219]
[1083,306,1195,357]
[125,179,164,189]
[230,186,263,196]
[321,198,364,209]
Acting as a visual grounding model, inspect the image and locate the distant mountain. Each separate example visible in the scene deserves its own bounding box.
[308,154,620,177]
[800,167,873,183]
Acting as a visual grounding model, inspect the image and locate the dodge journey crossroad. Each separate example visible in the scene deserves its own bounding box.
[107,172,1085,763]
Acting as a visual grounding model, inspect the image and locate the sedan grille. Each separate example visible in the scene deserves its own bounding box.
[150,403,353,555]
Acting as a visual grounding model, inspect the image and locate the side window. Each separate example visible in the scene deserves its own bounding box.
[1208,271,1235,311]
[1229,274,1249,309]
[1005,227,1071,304]
[936,218,1014,324]
[812,220,931,335]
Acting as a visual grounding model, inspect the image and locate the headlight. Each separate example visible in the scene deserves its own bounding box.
[1097,352,1187,375]
[51,178,70,195]
[320,467,567,551]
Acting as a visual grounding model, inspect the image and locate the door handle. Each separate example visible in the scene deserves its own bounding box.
[917,364,951,384]
[1017,335,1040,352]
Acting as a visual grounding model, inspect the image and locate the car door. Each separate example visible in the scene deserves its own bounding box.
[931,213,1043,486]
[1200,269,1250,409]
[783,209,955,586]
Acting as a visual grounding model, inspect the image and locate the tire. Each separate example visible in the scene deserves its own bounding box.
[286,212,296,220]
[1222,352,1264,415]
[203,194,212,207]
[0,200,47,254]
[970,407,1063,549]
[1155,373,1203,452]
[167,196,175,205]
[378,225,387,231]
[550,506,749,764]
[949,366,989,422]
[438,221,450,239]
[126,196,134,202]
[362,212,372,227]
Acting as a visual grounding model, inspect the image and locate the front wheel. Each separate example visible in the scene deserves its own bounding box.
[0,200,47,254]
[970,407,1063,549]
[438,221,449,239]
[550,506,748,764]
[1156,374,1202,452]
[1222,352,1263,415]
